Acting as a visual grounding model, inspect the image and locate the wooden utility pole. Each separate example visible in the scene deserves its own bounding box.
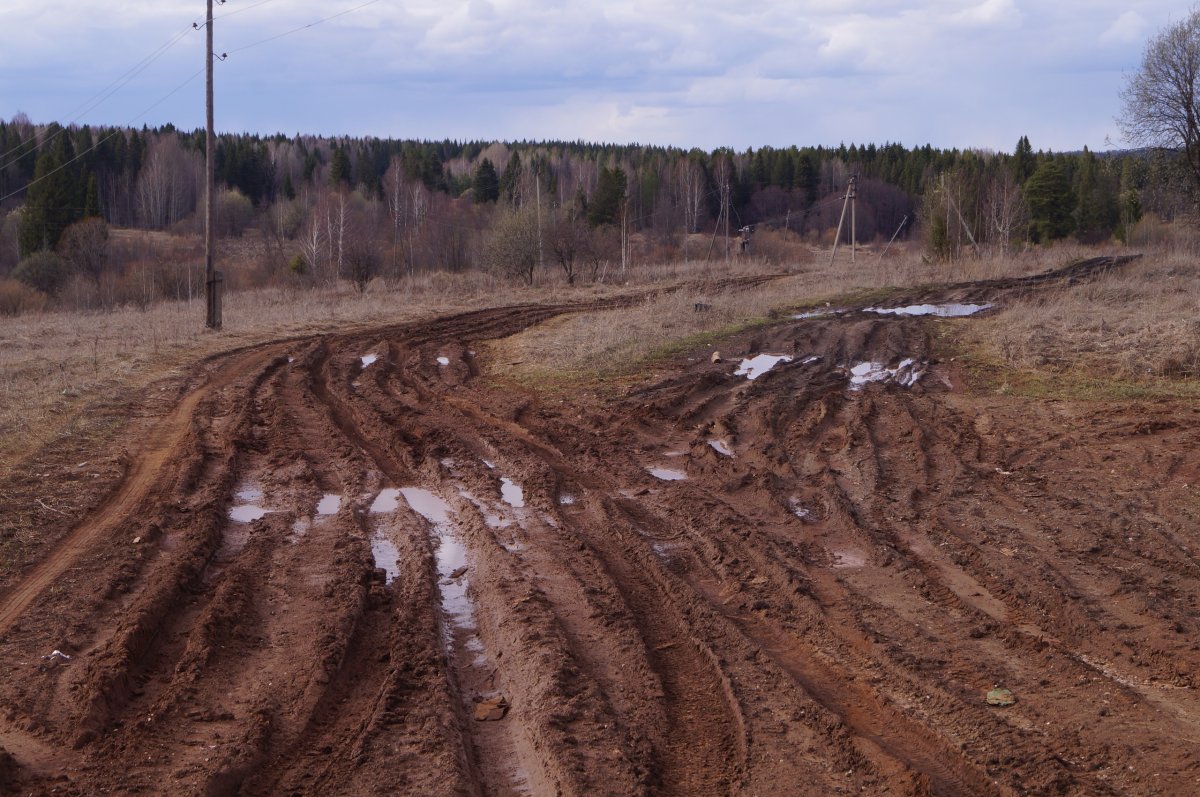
[723,176,731,265]
[204,0,222,329]
[828,176,856,268]
[849,174,857,263]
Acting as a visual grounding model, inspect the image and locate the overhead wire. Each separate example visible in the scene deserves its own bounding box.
[0,23,197,172]
[4,0,383,201]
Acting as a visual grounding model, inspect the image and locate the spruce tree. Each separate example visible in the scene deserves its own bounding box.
[19,149,82,256]
[329,146,352,188]
[472,158,500,203]
[1024,160,1076,243]
[499,152,523,204]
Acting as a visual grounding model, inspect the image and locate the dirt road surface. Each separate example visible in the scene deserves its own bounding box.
[4,257,1200,795]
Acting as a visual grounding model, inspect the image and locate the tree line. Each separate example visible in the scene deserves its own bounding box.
[0,112,1188,311]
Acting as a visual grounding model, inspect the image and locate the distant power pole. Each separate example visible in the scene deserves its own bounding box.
[204,0,223,329]
[828,175,857,268]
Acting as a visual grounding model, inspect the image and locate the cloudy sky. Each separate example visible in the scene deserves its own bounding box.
[0,1,1185,153]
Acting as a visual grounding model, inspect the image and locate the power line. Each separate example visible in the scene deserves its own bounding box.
[0,25,197,173]
[0,68,205,206]
[224,0,383,56]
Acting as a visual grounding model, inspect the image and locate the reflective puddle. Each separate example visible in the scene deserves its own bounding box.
[865,302,992,318]
[316,494,341,516]
[229,484,270,523]
[370,488,402,514]
[371,534,401,583]
[849,358,924,390]
[735,353,793,381]
[437,356,451,366]
[361,353,378,368]
[709,440,734,457]
[500,478,525,509]
[648,466,688,481]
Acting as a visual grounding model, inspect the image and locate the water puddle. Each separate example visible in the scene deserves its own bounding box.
[361,353,378,368]
[371,533,401,583]
[848,358,924,390]
[789,498,812,520]
[483,459,496,470]
[648,466,688,482]
[370,488,402,514]
[229,484,271,523]
[500,478,525,509]
[228,505,270,523]
[709,440,734,457]
[865,302,992,318]
[793,308,837,320]
[437,356,451,366]
[458,489,512,529]
[316,494,341,516]
[735,353,793,380]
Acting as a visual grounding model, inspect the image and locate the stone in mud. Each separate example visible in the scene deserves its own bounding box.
[986,686,1016,707]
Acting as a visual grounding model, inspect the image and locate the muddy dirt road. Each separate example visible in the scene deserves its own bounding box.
[3,257,1200,795]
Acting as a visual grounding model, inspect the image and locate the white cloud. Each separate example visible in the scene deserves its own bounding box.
[953,0,1021,27]
[1100,10,1147,45]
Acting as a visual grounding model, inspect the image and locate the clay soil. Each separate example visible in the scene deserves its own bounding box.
[3,257,1200,796]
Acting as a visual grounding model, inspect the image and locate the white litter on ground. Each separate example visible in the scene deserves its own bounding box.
[735,354,793,381]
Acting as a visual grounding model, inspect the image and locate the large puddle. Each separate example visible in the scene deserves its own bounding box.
[735,353,793,380]
[865,302,992,318]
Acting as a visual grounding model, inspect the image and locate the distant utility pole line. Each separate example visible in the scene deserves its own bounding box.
[828,174,857,268]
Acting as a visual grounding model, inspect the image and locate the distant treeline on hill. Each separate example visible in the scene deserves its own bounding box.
[0,113,1188,310]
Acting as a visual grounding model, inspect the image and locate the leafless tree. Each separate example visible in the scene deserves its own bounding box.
[482,207,539,285]
[57,217,109,284]
[1120,9,1200,200]
[135,134,200,229]
[983,169,1029,253]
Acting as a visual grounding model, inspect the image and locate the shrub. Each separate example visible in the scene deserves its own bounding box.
[12,251,71,296]
[0,278,48,316]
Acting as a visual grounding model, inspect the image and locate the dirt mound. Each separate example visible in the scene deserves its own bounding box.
[2,256,1199,795]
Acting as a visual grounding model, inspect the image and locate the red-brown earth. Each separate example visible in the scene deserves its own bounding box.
[2,257,1199,796]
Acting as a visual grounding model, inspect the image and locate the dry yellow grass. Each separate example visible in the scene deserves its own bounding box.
[960,249,1200,393]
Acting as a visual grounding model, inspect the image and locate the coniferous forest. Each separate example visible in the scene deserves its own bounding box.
[0,114,1182,313]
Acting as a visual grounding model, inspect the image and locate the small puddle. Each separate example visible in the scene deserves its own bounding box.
[558,494,576,506]
[648,466,688,482]
[371,533,401,583]
[316,494,341,516]
[789,498,812,520]
[437,356,451,366]
[793,308,837,319]
[865,302,992,318]
[361,353,378,368]
[735,354,793,381]
[228,505,270,523]
[500,478,525,509]
[709,440,734,457]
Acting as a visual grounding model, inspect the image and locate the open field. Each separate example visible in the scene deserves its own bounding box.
[3,249,1200,795]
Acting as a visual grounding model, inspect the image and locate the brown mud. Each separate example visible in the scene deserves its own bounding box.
[3,257,1200,795]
